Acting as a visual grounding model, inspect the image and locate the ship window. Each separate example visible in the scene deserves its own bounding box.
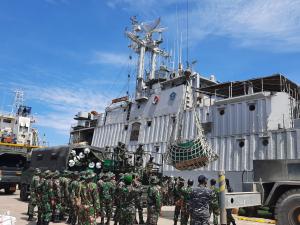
[3,118,12,123]
[147,121,152,127]
[262,139,269,146]
[124,125,128,131]
[137,105,141,109]
[239,141,245,148]
[130,122,141,141]
[219,109,225,116]
[249,104,256,111]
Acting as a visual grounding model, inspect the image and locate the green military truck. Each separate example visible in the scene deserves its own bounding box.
[225,159,300,225]
[0,147,27,194]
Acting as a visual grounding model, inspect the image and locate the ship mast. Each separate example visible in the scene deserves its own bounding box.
[125,17,169,100]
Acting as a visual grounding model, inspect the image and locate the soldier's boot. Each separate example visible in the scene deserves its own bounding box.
[28,214,34,221]
[53,213,60,223]
[100,217,104,225]
[105,217,110,225]
[66,216,72,224]
[138,212,144,224]
[173,220,178,225]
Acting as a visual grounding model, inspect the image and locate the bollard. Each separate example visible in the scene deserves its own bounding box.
[219,171,227,225]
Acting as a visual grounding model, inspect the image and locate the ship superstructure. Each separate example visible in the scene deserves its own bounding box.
[71,18,300,189]
[0,90,40,150]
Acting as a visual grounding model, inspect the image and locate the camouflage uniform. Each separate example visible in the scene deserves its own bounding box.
[113,176,125,225]
[28,168,41,221]
[98,175,115,225]
[133,176,145,224]
[119,175,138,225]
[180,184,193,225]
[59,170,71,219]
[78,171,100,225]
[52,170,62,222]
[39,170,53,225]
[173,180,184,225]
[210,185,220,225]
[146,176,161,225]
[69,171,81,225]
[189,185,212,225]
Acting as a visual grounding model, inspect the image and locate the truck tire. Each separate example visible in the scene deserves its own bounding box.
[20,184,28,201]
[275,188,300,225]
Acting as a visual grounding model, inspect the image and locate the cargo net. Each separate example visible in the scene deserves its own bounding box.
[166,112,218,170]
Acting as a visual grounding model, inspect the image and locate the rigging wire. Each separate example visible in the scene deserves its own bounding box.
[186,0,189,66]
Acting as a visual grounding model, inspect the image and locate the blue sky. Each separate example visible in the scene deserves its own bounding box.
[0,0,300,146]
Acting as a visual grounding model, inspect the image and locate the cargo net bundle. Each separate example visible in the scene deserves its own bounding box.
[166,111,218,170]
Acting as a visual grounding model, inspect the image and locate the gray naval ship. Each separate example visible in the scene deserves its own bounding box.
[70,18,300,190]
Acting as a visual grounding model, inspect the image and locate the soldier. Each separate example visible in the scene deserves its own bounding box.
[209,179,220,225]
[98,173,115,225]
[135,144,144,177]
[173,177,185,225]
[40,170,53,225]
[189,175,212,225]
[133,173,145,224]
[36,170,47,225]
[69,171,81,225]
[226,179,236,225]
[27,168,41,221]
[78,170,100,225]
[146,176,161,225]
[52,170,62,222]
[113,173,125,225]
[180,179,193,225]
[60,170,71,221]
[167,176,175,205]
[119,174,138,225]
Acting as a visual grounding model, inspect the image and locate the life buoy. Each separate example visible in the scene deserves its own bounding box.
[153,95,160,104]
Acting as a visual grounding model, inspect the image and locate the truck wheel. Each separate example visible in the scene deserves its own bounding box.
[275,189,300,225]
[20,184,28,201]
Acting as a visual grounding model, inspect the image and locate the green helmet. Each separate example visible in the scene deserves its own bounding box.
[124,174,133,185]
[84,170,96,180]
[150,176,160,184]
[34,168,41,175]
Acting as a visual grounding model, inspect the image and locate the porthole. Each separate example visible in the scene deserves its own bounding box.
[147,121,152,127]
[219,109,225,116]
[137,105,141,109]
[262,139,269,146]
[124,125,128,130]
[239,141,245,148]
[249,104,256,111]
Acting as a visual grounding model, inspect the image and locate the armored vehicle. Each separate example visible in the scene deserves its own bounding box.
[19,144,103,201]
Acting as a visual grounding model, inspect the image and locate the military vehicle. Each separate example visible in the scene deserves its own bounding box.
[0,148,27,194]
[223,159,300,225]
[19,144,103,201]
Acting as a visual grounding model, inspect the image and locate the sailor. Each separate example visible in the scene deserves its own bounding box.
[27,168,41,221]
[189,175,212,225]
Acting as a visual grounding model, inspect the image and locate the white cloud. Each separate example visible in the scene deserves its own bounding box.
[106,0,300,52]
[90,51,134,66]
